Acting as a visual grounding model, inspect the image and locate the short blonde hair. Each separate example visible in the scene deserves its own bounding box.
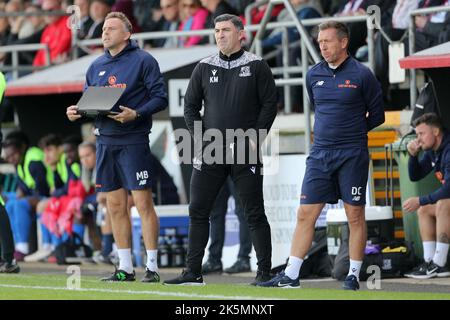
[105,11,133,33]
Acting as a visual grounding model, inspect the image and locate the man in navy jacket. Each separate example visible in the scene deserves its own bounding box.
[403,113,450,279]
[67,12,167,283]
[259,21,384,290]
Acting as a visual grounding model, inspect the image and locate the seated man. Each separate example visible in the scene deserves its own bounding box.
[2,131,50,261]
[402,113,450,279]
[26,134,82,262]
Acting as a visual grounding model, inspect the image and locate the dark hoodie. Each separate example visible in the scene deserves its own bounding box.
[85,40,168,145]
[408,131,450,205]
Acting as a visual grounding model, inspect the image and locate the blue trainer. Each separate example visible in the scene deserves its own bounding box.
[257,272,300,288]
[342,275,360,290]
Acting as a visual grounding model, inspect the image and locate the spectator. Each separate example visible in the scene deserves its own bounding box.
[403,113,450,279]
[76,0,111,56]
[2,4,46,79]
[112,0,141,32]
[201,0,238,28]
[2,131,50,261]
[178,0,209,47]
[33,0,72,67]
[152,0,180,48]
[74,0,94,41]
[333,0,382,56]
[26,134,81,262]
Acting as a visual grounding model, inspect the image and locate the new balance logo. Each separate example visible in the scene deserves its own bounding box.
[352,196,361,201]
[99,71,106,76]
[139,180,147,186]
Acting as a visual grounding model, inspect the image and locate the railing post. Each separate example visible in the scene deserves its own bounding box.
[250,1,274,53]
[282,28,291,113]
[12,51,19,80]
[367,17,375,73]
[301,40,311,153]
[409,14,416,109]
[282,0,320,63]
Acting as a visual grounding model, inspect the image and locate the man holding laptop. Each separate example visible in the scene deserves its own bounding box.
[66,12,167,282]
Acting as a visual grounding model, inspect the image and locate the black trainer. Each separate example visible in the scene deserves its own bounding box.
[343,275,360,290]
[163,269,205,286]
[404,261,450,279]
[257,271,300,288]
[101,269,136,282]
[224,259,251,274]
[250,270,272,286]
[141,268,161,283]
[0,260,20,274]
[202,260,222,274]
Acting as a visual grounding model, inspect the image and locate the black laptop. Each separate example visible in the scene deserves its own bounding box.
[77,86,125,116]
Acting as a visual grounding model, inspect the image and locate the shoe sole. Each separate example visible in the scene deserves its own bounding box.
[163,282,206,286]
[404,273,437,280]
[141,279,160,283]
[0,266,20,274]
[437,272,450,278]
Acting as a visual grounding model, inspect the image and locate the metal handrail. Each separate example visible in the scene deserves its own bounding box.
[408,4,450,109]
[244,0,269,43]
[0,43,50,79]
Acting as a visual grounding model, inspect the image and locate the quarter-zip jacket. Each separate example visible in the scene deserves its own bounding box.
[85,40,168,145]
[306,55,385,149]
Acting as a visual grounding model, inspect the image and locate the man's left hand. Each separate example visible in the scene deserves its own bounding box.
[108,106,137,123]
[402,197,420,213]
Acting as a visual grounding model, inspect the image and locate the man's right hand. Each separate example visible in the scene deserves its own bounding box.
[66,105,82,122]
[407,139,421,157]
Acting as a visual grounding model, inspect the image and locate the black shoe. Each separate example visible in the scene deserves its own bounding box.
[257,271,300,288]
[343,275,359,290]
[101,269,136,282]
[224,259,251,274]
[163,269,205,286]
[202,260,222,275]
[250,270,271,286]
[0,260,20,274]
[141,268,161,283]
[404,261,450,279]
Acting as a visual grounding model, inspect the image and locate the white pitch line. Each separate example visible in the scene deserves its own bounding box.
[0,283,282,300]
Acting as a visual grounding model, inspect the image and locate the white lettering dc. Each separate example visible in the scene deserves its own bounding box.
[351,187,362,195]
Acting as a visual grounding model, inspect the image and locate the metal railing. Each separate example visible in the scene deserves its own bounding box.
[408,4,450,108]
[0,43,50,79]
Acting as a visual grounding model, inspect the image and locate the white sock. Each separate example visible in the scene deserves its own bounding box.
[348,259,363,281]
[284,256,303,280]
[146,250,158,272]
[117,249,133,273]
[16,243,29,254]
[433,242,449,267]
[423,241,436,263]
[42,243,52,251]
